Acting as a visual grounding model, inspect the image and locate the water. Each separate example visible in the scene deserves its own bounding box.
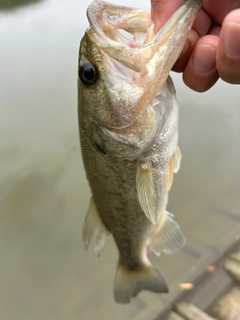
[0,1,240,319]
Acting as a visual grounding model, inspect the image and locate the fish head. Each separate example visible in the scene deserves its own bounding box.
[79,29,144,129]
[78,0,201,152]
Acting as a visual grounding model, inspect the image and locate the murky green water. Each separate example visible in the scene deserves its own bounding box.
[0,0,42,10]
[0,0,240,319]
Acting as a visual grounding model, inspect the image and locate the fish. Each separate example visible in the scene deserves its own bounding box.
[78,0,201,304]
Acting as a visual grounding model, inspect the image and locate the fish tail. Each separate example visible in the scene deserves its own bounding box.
[114,260,168,304]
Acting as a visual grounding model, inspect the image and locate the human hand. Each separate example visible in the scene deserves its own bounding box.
[151,0,240,92]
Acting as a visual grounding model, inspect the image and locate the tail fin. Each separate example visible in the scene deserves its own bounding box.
[114,261,168,304]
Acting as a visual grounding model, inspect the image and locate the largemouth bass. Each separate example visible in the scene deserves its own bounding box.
[78,0,201,304]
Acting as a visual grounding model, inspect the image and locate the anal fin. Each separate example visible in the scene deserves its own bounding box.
[83,197,110,257]
[136,162,157,225]
[149,211,185,256]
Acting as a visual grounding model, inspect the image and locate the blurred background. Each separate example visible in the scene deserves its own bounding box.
[0,0,240,319]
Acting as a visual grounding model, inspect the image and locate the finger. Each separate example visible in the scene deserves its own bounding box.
[192,8,212,37]
[172,9,213,73]
[208,24,221,37]
[183,35,219,92]
[202,0,240,25]
[217,9,240,84]
[151,1,213,35]
[151,0,184,32]
[172,29,199,72]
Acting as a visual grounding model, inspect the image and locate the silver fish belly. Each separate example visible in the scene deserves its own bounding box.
[78,0,201,304]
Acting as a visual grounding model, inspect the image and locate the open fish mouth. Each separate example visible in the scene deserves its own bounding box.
[86,0,201,74]
[80,0,201,129]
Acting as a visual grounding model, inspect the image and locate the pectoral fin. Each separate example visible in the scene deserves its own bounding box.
[167,155,175,192]
[83,197,110,257]
[174,146,181,173]
[136,162,157,225]
[148,211,185,256]
[167,146,181,191]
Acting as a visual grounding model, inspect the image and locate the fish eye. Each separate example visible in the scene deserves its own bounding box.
[79,61,98,86]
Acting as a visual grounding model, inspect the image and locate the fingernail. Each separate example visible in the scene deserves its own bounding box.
[192,44,216,73]
[223,22,240,57]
